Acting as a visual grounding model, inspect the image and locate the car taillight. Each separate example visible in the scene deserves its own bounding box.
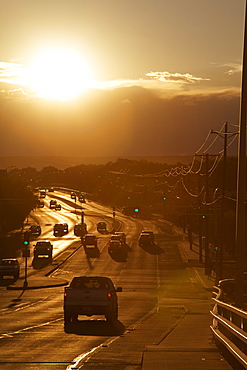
[64,292,67,297]
[107,292,112,298]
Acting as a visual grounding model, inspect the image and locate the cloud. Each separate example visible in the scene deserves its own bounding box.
[211,61,242,76]
[0,58,240,103]
[0,61,29,85]
[224,63,242,76]
[145,71,210,84]
[0,88,30,100]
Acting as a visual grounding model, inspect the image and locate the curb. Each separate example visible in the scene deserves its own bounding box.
[7,278,68,290]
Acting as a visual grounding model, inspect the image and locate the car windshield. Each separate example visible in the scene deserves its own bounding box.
[70,277,111,290]
[1,260,17,266]
[86,236,95,241]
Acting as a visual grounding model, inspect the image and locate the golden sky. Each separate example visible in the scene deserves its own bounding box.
[0,0,245,159]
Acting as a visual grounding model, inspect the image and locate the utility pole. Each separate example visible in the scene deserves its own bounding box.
[235,0,247,309]
[211,123,238,280]
[204,154,210,276]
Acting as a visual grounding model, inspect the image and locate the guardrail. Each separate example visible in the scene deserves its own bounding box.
[211,286,247,369]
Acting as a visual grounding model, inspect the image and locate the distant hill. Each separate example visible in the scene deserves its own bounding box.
[0,156,193,171]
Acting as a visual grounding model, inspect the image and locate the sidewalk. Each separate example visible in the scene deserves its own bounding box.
[141,225,233,370]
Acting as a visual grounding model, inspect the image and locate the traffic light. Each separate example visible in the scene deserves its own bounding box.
[113,206,116,217]
[202,215,206,219]
[134,208,139,213]
[23,231,30,246]
[214,245,219,251]
[79,194,85,203]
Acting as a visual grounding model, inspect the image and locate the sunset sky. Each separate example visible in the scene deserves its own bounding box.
[0,0,245,164]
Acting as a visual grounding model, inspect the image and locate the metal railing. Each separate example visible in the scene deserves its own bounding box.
[211,286,247,369]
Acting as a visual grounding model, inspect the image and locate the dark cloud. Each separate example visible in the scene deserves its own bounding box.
[0,86,240,158]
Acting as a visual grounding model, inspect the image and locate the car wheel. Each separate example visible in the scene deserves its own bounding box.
[64,311,72,324]
[71,314,78,323]
[106,307,118,322]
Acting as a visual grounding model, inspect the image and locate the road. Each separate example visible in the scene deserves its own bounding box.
[0,191,213,369]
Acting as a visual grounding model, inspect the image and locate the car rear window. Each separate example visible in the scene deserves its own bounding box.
[1,260,17,266]
[70,277,111,290]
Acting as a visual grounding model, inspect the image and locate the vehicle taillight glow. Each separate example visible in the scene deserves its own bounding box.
[64,292,67,297]
[107,292,112,298]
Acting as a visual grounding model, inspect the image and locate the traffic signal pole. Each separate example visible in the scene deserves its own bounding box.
[22,231,31,289]
[113,206,116,232]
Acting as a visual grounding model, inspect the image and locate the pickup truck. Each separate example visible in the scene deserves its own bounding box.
[0,258,20,280]
[63,276,122,325]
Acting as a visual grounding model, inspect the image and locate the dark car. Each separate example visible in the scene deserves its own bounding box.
[54,223,69,237]
[71,192,76,200]
[50,199,57,209]
[0,258,20,280]
[78,193,86,203]
[83,234,97,247]
[74,223,87,237]
[141,230,154,243]
[55,203,61,211]
[138,232,153,247]
[39,190,46,198]
[33,241,53,262]
[34,240,53,250]
[37,200,45,208]
[97,221,107,232]
[109,234,124,245]
[29,224,41,237]
[108,239,128,257]
[114,232,126,244]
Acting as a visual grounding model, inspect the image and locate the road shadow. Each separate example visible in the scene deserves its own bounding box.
[32,258,51,269]
[97,230,109,235]
[139,242,164,255]
[0,277,17,286]
[64,318,125,336]
[108,243,131,263]
[84,246,100,259]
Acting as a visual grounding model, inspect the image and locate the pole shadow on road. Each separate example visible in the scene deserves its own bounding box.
[0,277,17,286]
[139,243,164,255]
[64,318,125,336]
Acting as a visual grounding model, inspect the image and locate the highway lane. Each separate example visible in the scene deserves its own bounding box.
[0,193,200,370]
[0,195,166,369]
[0,217,212,370]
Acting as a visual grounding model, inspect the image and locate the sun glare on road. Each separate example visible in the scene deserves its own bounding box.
[29,48,93,100]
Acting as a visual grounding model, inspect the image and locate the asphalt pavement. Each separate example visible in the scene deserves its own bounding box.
[6,225,234,369]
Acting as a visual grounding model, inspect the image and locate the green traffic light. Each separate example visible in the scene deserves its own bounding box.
[23,241,29,245]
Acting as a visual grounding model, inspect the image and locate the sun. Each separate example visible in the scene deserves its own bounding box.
[29,47,93,100]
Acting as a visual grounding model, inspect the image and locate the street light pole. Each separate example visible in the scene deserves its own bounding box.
[235,0,247,309]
